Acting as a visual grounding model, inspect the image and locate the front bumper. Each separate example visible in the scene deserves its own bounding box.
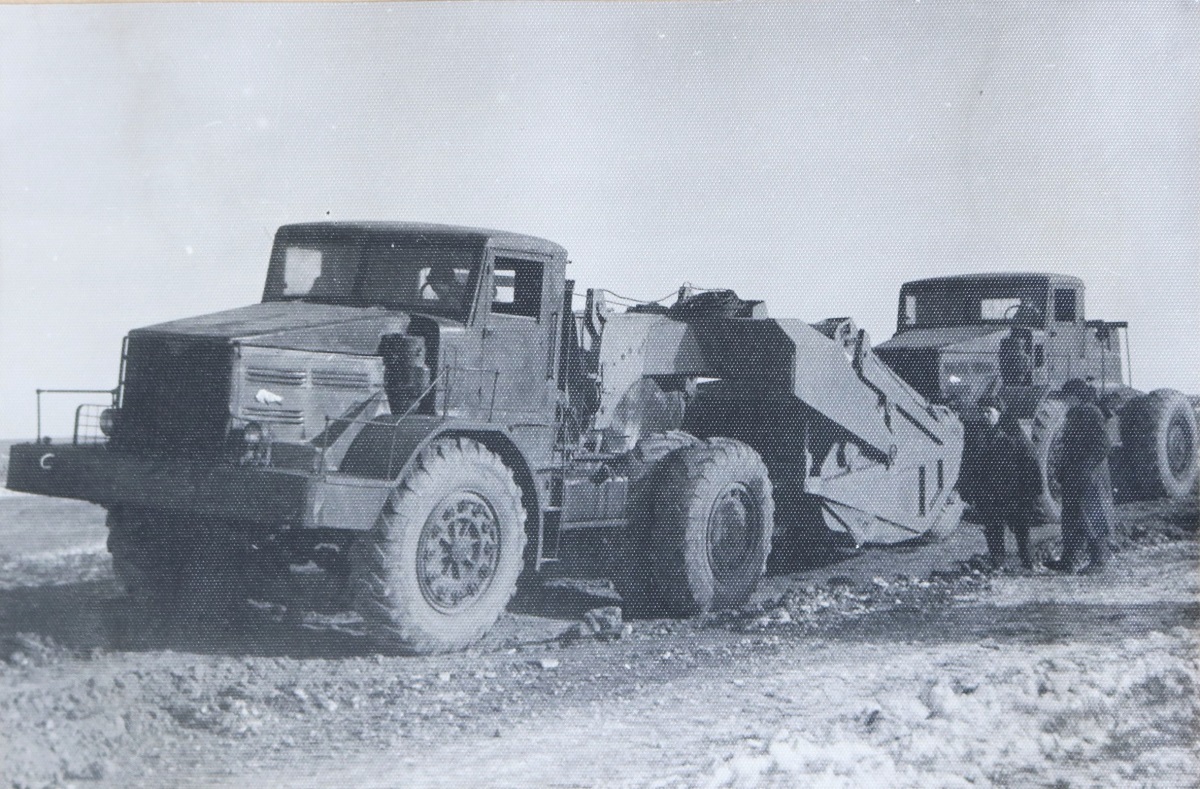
[5,443,391,531]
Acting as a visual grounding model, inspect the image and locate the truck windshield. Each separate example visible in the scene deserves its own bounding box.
[899,280,1048,330]
[264,231,485,321]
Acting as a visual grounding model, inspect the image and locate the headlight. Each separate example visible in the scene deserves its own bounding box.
[99,408,120,437]
[243,421,265,446]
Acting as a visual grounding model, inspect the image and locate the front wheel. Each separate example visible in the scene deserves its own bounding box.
[350,437,527,654]
[107,508,252,622]
[107,507,186,607]
[651,438,774,617]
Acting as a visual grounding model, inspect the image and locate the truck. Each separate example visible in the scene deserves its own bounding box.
[874,273,1199,520]
[7,223,964,654]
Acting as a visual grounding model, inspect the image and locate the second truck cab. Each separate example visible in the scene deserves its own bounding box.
[876,273,1128,420]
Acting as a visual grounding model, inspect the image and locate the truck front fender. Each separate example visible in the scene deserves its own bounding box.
[334,416,543,541]
[338,414,448,480]
[336,416,541,521]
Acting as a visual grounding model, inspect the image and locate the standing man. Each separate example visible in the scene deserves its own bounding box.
[1047,379,1115,574]
[964,395,1043,570]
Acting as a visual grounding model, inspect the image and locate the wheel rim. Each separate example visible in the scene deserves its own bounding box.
[417,492,501,613]
[1165,413,1194,479]
[706,484,758,584]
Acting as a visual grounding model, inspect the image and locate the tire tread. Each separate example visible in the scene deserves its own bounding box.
[350,437,527,654]
[651,438,773,617]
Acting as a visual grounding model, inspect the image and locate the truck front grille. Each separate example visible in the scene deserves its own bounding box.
[246,367,307,386]
[115,334,233,457]
[240,405,305,425]
[311,369,371,389]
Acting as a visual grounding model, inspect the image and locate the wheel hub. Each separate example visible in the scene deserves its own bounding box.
[417,492,500,612]
[707,484,756,583]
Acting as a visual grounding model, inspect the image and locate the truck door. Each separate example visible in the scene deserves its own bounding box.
[478,254,558,421]
[1045,285,1085,385]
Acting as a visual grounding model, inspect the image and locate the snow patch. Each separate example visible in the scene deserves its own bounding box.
[0,541,111,589]
[702,629,1199,788]
[18,540,107,561]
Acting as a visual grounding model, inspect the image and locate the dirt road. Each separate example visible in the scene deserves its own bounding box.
[1,492,1196,789]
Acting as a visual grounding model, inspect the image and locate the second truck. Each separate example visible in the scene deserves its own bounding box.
[875,273,1198,520]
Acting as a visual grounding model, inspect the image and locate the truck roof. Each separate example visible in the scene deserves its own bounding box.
[901,273,1084,289]
[275,221,568,262]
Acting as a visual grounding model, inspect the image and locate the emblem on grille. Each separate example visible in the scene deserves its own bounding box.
[255,389,284,405]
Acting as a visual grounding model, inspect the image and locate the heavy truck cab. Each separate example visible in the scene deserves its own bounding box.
[879,274,1129,412]
[8,222,966,655]
[101,224,568,481]
[876,273,1197,520]
[259,222,568,425]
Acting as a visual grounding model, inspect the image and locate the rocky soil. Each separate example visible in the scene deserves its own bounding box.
[0,489,1196,789]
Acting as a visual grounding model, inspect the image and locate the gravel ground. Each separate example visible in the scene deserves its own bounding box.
[0,491,1195,789]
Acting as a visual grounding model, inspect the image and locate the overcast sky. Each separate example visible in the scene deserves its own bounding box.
[1,1,1197,439]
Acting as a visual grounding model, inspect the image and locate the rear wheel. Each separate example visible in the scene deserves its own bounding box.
[1029,399,1069,522]
[611,432,702,616]
[350,437,527,654]
[650,438,773,617]
[1100,385,1141,417]
[1120,389,1199,500]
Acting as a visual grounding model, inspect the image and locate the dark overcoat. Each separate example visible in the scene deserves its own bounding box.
[963,421,1043,515]
[1060,402,1115,541]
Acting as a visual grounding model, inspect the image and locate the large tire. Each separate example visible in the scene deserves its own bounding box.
[1120,388,1199,500]
[107,509,251,622]
[174,526,256,624]
[107,507,186,607]
[650,438,774,617]
[1029,399,1069,522]
[350,437,527,654]
[1100,385,1141,417]
[610,431,702,616]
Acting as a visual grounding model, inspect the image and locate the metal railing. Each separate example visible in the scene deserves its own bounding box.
[36,388,118,443]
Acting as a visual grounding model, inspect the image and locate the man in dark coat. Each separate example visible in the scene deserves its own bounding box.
[964,395,1043,570]
[1047,379,1116,574]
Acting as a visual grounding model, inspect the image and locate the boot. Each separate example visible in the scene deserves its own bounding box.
[1076,541,1108,575]
[1015,535,1035,570]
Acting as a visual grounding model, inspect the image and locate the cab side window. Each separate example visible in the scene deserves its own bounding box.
[1053,289,1078,323]
[491,258,543,319]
